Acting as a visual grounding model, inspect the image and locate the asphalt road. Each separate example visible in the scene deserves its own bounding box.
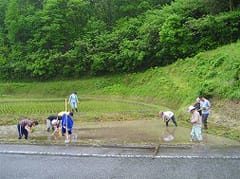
[0,144,240,179]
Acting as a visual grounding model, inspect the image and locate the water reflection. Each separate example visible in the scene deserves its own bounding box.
[161,127,176,142]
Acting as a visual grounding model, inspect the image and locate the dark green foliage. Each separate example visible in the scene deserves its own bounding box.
[88,17,146,74]
[86,0,172,27]
[0,41,239,101]
[0,0,240,80]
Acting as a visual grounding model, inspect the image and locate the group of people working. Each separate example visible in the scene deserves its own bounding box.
[17,93,210,143]
[46,111,74,143]
[159,95,211,142]
[17,92,78,143]
[17,111,74,143]
[189,95,211,142]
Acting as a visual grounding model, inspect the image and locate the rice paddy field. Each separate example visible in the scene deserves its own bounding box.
[0,96,162,126]
[1,96,239,142]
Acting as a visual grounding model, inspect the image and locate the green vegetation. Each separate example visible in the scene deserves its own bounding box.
[1,41,240,99]
[0,41,239,140]
[0,97,161,126]
[1,41,239,100]
[0,0,240,80]
[0,0,239,141]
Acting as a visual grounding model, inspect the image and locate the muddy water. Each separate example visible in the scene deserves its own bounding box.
[0,120,239,147]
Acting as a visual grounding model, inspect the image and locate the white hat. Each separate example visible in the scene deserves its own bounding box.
[51,119,58,126]
[188,105,195,112]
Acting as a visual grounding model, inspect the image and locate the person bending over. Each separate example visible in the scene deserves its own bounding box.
[17,119,38,139]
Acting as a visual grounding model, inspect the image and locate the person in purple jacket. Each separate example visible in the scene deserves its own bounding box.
[17,119,39,139]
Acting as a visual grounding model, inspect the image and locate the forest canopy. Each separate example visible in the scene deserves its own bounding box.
[0,0,240,80]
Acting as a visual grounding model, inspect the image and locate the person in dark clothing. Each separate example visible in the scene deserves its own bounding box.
[17,119,39,139]
[193,98,202,116]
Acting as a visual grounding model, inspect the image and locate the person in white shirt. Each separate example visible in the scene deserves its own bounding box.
[159,111,178,127]
[68,92,79,112]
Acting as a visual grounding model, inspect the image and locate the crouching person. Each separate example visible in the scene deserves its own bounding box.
[159,111,178,127]
[46,115,58,132]
[17,119,39,139]
[188,106,202,142]
[51,119,62,140]
[61,112,74,143]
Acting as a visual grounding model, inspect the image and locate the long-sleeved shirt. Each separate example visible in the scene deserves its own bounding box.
[19,119,34,128]
[190,111,201,126]
[200,99,211,114]
[69,93,78,103]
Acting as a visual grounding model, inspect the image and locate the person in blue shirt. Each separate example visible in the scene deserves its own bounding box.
[61,112,74,143]
[68,92,79,112]
[199,95,211,130]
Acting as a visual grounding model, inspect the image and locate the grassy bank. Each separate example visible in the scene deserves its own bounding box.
[1,41,240,101]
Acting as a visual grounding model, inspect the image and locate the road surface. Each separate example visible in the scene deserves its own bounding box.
[0,144,239,179]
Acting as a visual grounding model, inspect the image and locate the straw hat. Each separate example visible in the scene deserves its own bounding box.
[188,105,195,112]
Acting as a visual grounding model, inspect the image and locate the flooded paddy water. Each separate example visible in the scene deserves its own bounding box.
[0,120,239,147]
[0,97,239,147]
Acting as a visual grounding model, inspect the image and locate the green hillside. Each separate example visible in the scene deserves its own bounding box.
[1,42,240,141]
[1,0,240,80]
[1,41,239,101]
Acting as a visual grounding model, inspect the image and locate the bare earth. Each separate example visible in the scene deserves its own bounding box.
[212,99,240,130]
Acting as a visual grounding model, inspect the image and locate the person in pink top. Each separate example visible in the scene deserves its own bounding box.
[188,105,202,142]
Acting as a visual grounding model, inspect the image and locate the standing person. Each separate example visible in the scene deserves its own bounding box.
[193,97,202,116]
[199,95,211,130]
[188,105,202,142]
[17,119,39,139]
[46,115,58,132]
[159,111,178,127]
[68,92,79,112]
[61,112,74,143]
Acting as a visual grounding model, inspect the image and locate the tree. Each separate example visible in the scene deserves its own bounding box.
[229,0,240,10]
[27,0,90,79]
